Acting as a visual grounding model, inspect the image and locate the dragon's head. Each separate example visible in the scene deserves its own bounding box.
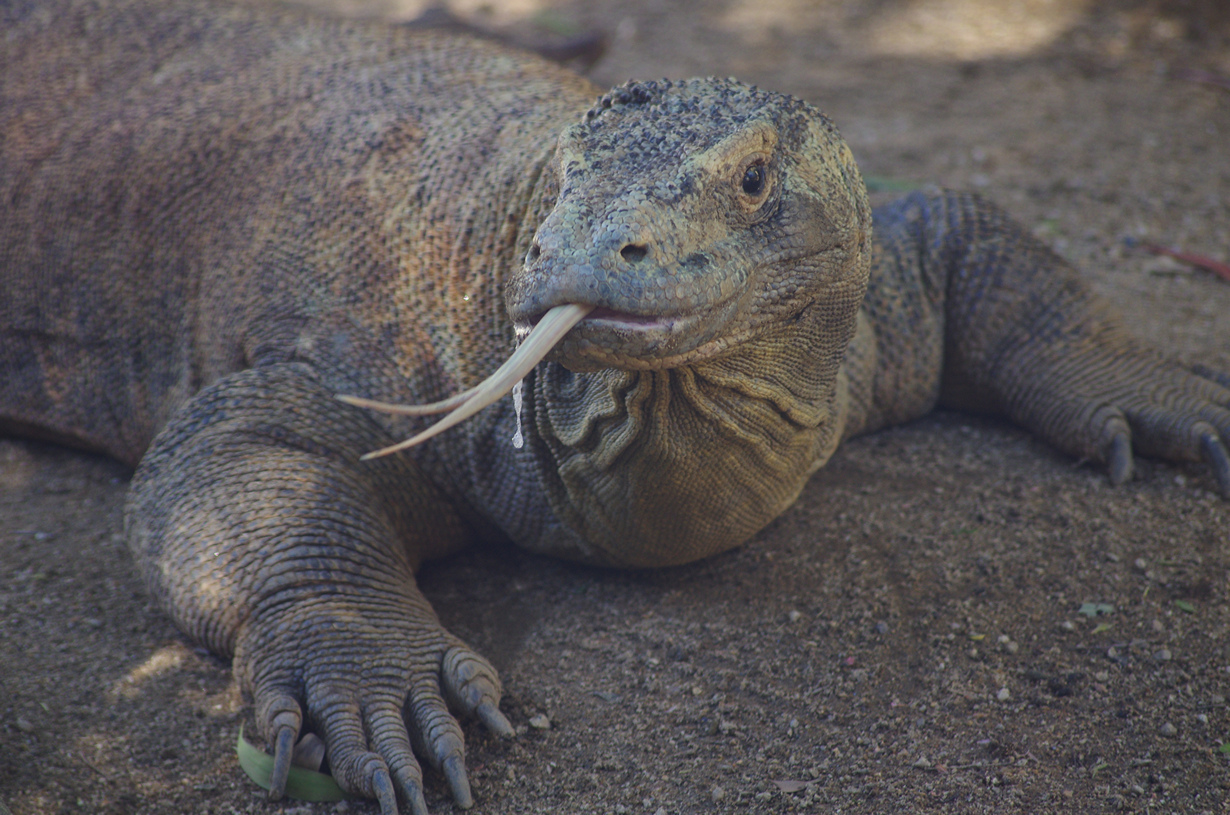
[509,77,872,370]
[344,78,872,458]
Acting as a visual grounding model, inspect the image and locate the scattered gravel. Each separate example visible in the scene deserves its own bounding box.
[3,1,1229,814]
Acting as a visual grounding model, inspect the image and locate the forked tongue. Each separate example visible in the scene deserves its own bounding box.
[338,303,593,460]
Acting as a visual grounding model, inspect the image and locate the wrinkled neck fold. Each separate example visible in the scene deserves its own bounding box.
[518,308,854,568]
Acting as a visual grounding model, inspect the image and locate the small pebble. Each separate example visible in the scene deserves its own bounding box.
[788,610,802,622]
[874,621,889,635]
[1212,695,1227,705]
[529,714,551,730]
[1094,671,1110,683]
[15,716,35,733]
[1060,620,1075,632]
[1151,619,1165,633]
[1134,558,1148,571]
[710,786,726,802]
[996,688,1011,701]
[1159,722,1177,737]
[913,756,932,769]
[1153,648,1172,662]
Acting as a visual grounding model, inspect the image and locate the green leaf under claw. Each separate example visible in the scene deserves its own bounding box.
[236,724,351,803]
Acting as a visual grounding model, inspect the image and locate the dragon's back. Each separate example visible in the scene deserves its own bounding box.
[0,0,597,464]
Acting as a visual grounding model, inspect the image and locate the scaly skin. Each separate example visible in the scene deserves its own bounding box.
[2,0,1228,812]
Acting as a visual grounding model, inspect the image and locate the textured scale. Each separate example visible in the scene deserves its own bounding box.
[2,0,1228,812]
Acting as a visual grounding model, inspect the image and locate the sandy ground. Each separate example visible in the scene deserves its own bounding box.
[3,0,1230,813]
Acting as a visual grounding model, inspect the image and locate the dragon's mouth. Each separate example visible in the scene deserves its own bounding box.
[338,295,737,459]
[514,305,674,340]
[582,306,674,328]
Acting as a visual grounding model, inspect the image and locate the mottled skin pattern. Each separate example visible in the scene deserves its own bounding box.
[2,0,1229,812]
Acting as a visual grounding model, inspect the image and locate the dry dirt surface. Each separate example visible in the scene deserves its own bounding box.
[3,0,1230,813]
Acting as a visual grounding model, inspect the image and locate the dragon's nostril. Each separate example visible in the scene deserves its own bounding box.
[620,243,648,263]
[527,242,542,263]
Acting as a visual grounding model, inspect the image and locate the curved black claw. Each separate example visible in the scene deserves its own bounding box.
[253,697,302,801]
[406,673,470,800]
[443,753,474,809]
[441,646,511,735]
[398,775,430,815]
[269,722,297,800]
[373,767,398,815]
[1200,429,1230,497]
[476,699,516,739]
[365,702,429,815]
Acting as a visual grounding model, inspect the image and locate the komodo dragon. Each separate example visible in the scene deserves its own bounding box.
[3,0,1229,812]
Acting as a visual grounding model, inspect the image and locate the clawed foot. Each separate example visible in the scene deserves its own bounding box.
[237,605,515,814]
[1071,359,1230,497]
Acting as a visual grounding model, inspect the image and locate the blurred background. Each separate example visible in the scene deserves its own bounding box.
[265,0,1230,358]
[3,2,1229,814]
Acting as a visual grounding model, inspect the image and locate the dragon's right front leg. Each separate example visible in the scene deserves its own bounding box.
[125,362,513,814]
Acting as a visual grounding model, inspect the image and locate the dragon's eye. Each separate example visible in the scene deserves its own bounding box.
[741,163,766,196]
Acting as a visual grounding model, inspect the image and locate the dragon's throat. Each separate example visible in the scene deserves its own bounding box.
[522,340,850,568]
